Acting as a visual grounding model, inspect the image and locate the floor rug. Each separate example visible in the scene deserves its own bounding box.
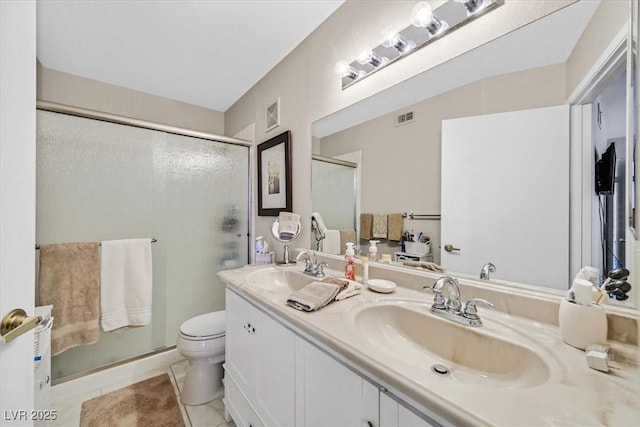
[80,373,185,427]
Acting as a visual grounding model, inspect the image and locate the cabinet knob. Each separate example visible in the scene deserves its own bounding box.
[360,421,373,427]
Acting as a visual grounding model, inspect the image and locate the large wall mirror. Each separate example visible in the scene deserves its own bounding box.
[311,0,638,308]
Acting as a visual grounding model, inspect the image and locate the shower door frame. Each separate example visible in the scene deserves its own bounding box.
[36,100,253,382]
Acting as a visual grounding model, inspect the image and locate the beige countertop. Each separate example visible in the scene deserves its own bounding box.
[219,263,640,426]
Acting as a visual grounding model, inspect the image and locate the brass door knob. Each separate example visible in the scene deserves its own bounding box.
[444,244,461,252]
[1,308,42,343]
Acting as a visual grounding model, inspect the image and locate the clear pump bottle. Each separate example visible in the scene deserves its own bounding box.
[368,240,380,262]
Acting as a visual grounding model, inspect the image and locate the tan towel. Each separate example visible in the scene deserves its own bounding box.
[388,213,403,241]
[321,277,350,292]
[339,229,357,254]
[39,242,100,356]
[286,282,340,312]
[403,261,444,271]
[373,214,388,238]
[360,213,373,240]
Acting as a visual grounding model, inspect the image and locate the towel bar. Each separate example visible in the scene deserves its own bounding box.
[402,212,441,220]
[35,238,157,249]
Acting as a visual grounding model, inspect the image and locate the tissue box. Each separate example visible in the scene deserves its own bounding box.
[404,241,430,255]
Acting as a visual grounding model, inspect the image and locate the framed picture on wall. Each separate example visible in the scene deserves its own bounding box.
[265,98,280,132]
[258,130,292,216]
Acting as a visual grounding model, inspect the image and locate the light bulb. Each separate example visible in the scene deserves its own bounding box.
[410,1,434,27]
[382,32,414,53]
[334,60,360,80]
[411,1,447,36]
[357,47,387,67]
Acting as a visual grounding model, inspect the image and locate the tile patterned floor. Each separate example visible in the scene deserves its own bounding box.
[50,360,235,427]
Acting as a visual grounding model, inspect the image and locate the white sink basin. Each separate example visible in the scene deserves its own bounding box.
[350,299,556,388]
[246,266,315,292]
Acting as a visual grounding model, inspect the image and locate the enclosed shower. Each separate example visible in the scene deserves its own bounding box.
[35,106,249,381]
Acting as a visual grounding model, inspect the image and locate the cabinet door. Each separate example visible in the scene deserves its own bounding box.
[253,307,295,427]
[300,339,378,427]
[380,392,441,427]
[225,290,258,399]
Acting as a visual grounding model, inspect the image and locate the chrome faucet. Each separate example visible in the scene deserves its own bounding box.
[480,262,496,280]
[423,275,495,327]
[295,250,326,278]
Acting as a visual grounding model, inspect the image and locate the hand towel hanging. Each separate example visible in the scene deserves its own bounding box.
[100,238,153,332]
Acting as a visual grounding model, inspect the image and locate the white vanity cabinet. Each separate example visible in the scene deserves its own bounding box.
[225,289,296,427]
[298,338,378,427]
[380,392,436,427]
[225,287,441,427]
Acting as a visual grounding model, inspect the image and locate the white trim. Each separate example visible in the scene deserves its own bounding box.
[50,348,183,403]
[570,105,583,280]
[566,25,628,105]
[581,104,594,268]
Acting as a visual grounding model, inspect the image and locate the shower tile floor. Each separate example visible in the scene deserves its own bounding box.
[50,360,235,427]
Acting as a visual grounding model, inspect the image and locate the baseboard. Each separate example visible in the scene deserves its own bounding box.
[51,348,184,403]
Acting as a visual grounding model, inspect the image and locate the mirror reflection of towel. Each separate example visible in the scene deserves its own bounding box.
[360,213,373,240]
[372,214,387,238]
[278,212,300,241]
[388,213,403,241]
[340,230,356,254]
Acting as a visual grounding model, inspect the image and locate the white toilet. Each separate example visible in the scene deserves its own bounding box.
[176,310,226,405]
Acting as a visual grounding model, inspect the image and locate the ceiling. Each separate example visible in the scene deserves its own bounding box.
[36,0,344,112]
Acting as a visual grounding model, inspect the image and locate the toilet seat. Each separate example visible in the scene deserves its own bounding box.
[179,310,225,340]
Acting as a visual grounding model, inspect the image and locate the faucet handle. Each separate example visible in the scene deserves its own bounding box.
[316,262,328,278]
[422,284,446,309]
[463,298,495,318]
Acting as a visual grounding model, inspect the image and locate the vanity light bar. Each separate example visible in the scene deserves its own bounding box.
[335,0,503,89]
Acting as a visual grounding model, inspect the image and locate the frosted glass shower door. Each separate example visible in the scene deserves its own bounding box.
[163,132,249,345]
[36,110,249,380]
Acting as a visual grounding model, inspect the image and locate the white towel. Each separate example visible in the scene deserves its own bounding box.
[278,212,300,241]
[100,238,153,332]
[323,230,341,255]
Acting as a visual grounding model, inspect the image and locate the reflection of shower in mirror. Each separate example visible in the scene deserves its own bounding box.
[312,212,328,251]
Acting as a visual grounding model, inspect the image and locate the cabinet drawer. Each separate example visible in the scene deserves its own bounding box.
[225,373,265,427]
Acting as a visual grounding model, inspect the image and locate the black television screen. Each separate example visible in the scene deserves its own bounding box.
[596,142,616,195]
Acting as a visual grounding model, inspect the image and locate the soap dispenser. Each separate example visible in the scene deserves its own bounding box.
[368,240,380,262]
[344,242,356,280]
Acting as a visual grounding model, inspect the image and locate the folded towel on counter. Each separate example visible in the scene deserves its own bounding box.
[335,280,363,301]
[402,261,444,272]
[372,214,388,238]
[286,282,341,312]
[38,242,101,356]
[278,212,300,241]
[339,229,357,254]
[100,239,153,332]
[360,213,373,240]
[321,276,349,291]
[387,213,403,242]
[323,230,341,254]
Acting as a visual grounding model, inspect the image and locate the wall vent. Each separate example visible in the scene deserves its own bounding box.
[396,111,414,126]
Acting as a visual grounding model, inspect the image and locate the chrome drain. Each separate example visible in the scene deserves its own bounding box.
[431,364,450,375]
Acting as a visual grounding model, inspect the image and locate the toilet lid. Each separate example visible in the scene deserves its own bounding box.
[180,310,226,338]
